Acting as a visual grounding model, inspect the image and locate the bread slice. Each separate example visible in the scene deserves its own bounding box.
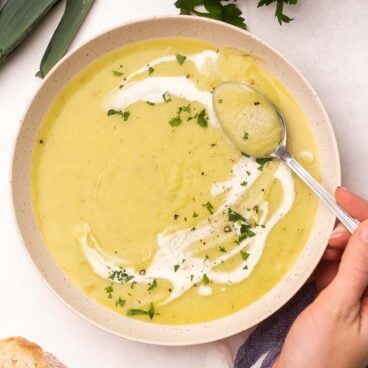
[0,337,65,368]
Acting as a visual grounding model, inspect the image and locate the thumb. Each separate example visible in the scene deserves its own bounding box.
[330,220,368,305]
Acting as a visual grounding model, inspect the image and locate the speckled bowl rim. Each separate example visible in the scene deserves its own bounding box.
[11,15,340,346]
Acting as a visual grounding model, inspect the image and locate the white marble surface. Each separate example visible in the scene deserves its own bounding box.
[0,1,367,367]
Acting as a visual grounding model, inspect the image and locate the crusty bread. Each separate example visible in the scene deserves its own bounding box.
[0,337,65,368]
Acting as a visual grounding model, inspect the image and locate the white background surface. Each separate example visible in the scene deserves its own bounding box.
[1,1,368,367]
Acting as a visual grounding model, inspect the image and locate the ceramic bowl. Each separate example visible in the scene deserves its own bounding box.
[11,16,340,345]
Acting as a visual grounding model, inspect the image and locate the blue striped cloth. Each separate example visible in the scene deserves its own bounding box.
[234,283,317,368]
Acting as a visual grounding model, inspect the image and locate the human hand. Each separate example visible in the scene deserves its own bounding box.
[273,187,368,368]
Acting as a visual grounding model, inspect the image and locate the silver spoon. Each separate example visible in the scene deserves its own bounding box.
[213,82,359,233]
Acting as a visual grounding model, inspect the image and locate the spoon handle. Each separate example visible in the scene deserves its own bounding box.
[277,150,360,233]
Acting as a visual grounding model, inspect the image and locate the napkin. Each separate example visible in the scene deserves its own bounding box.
[234,283,317,368]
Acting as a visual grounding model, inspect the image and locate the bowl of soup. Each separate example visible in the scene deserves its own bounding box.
[11,16,340,345]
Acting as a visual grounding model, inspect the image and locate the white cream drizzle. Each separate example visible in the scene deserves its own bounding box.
[76,50,296,306]
[106,76,218,127]
[76,160,294,305]
[124,50,219,82]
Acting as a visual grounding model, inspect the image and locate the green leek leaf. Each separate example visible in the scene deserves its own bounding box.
[37,0,95,78]
[0,0,61,63]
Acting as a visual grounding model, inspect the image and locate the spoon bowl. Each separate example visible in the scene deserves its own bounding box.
[213,81,359,233]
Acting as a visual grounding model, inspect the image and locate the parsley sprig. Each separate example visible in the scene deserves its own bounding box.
[174,0,299,28]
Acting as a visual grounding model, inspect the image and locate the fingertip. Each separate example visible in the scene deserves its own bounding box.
[322,247,342,261]
[328,232,350,248]
[328,223,350,248]
[358,220,368,245]
[335,187,368,221]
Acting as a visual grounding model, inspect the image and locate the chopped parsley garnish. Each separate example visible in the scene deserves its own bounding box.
[228,208,256,242]
[108,268,134,283]
[147,302,155,319]
[197,109,208,127]
[176,53,187,65]
[127,303,156,320]
[182,104,191,113]
[115,296,125,307]
[217,99,223,104]
[146,101,155,105]
[190,275,194,281]
[174,264,180,272]
[240,250,250,261]
[112,70,123,77]
[241,181,248,186]
[219,246,227,253]
[148,279,157,291]
[148,66,154,75]
[256,157,273,171]
[203,201,214,214]
[228,208,247,223]
[105,285,113,299]
[246,170,251,176]
[238,223,256,242]
[168,116,182,127]
[202,273,210,285]
[193,211,198,218]
[107,109,130,121]
[162,91,172,103]
[127,308,147,316]
[243,131,249,140]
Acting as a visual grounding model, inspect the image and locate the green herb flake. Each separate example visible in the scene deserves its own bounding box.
[176,53,187,65]
[127,308,148,316]
[146,101,155,106]
[105,285,114,298]
[148,66,154,75]
[218,98,223,104]
[240,181,248,186]
[112,70,123,77]
[228,208,247,223]
[190,274,194,281]
[243,131,249,140]
[203,201,214,214]
[197,109,208,128]
[108,269,134,283]
[219,246,227,253]
[147,302,155,320]
[107,109,130,121]
[238,223,256,242]
[182,104,191,113]
[240,250,250,261]
[192,211,198,218]
[168,116,182,127]
[148,279,157,291]
[256,157,273,171]
[202,273,210,285]
[115,297,125,307]
[174,264,180,272]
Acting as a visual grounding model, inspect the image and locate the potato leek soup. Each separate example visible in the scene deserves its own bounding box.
[31,38,320,325]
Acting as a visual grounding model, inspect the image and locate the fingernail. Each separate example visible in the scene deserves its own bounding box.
[329,223,347,240]
[360,227,368,244]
